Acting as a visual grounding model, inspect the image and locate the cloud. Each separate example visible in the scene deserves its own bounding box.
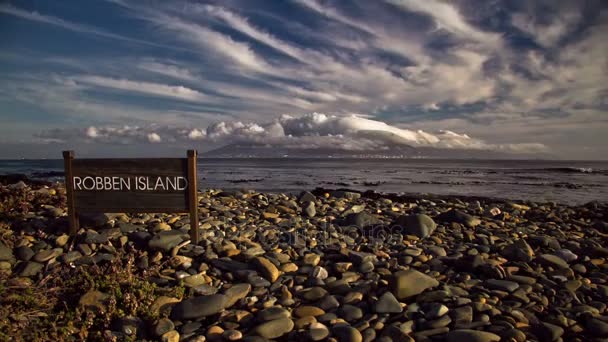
[147,132,161,143]
[511,3,583,47]
[38,113,547,154]
[72,75,209,102]
[137,60,197,81]
[386,0,500,46]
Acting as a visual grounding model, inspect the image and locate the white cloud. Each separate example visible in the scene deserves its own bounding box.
[152,14,272,73]
[73,75,209,102]
[511,6,582,47]
[137,60,197,80]
[38,113,547,154]
[147,132,161,143]
[386,0,501,46]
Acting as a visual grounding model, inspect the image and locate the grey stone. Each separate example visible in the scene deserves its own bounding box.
[394,214,437,239]
[254,318,294,339]
[148,230,188,252]
[332,325,363,342]
[19,261,44,277]
[0,242,15,265]
[224,283,251,308]
[170,294,227,320]
[15,246,34,261]
[304,201,316,218]
[391,269,439,300]
[437,209,481,227]
[485,279,520,292]
[258,307,290,321]
[374,292,402,313]
[445,329,501,342]
[537,254,570,269]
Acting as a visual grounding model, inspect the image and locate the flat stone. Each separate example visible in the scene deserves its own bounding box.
[294,306,325,318]
[299,287,328,301]
[425,303,449,319]
[332,325,363,342]
[182,274,207,288]
[161,330,179,342]
[537,254,570,269]
[55,234,69,247]
[586,318,608,337]
[254,257,280,282]
[485,279,519,292]
[535,322,564,341]
[393,214,437,238]
[15,246,34,261]
[501,239,535,262]
[338,304,363,322]
[451,306,473,325]
[555,249,577,262]
[19,261,44,277]
[170,294,227,320]
[374,292,402,313]
[445,329,501,342]
[437,209,481,227]
[311,266,328,280]
[150,296,181,316]
[391,269,439,300]
[0,242,15,265]
[304,201,316,217]
[258,307,291,321]
[343,212,381,227]
[154,318,175,337]
[224,283,251,308]
[148,230,187,252]
[254,317,294,339]
[79,290,110,312]
[308,322,330,341]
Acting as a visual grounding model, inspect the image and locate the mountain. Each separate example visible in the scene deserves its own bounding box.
[203,143,553,159]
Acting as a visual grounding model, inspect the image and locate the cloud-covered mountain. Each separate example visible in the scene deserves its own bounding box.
[38,113,548,157]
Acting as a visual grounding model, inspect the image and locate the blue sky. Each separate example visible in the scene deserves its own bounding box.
[0,0,606,159]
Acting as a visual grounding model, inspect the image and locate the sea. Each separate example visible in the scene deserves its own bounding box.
[1,158,607,205]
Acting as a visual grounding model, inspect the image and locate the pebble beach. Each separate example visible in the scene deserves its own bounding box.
[1,176,608,341]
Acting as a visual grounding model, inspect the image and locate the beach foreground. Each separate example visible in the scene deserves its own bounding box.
[1,178,607,341]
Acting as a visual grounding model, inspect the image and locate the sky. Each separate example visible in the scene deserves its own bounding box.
[0,0,606,159]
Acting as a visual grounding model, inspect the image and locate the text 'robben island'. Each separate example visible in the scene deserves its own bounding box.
[73,176,188,191]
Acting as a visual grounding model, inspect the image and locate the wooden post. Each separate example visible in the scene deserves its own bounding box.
[187,150,199,244]
[63,150,79,235]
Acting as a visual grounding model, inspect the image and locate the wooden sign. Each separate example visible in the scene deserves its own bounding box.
[63,150,199,244]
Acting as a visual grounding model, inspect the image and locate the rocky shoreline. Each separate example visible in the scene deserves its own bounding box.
[0,178,607,341]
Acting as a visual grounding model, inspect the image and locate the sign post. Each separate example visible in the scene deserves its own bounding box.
[62,150,200,244]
